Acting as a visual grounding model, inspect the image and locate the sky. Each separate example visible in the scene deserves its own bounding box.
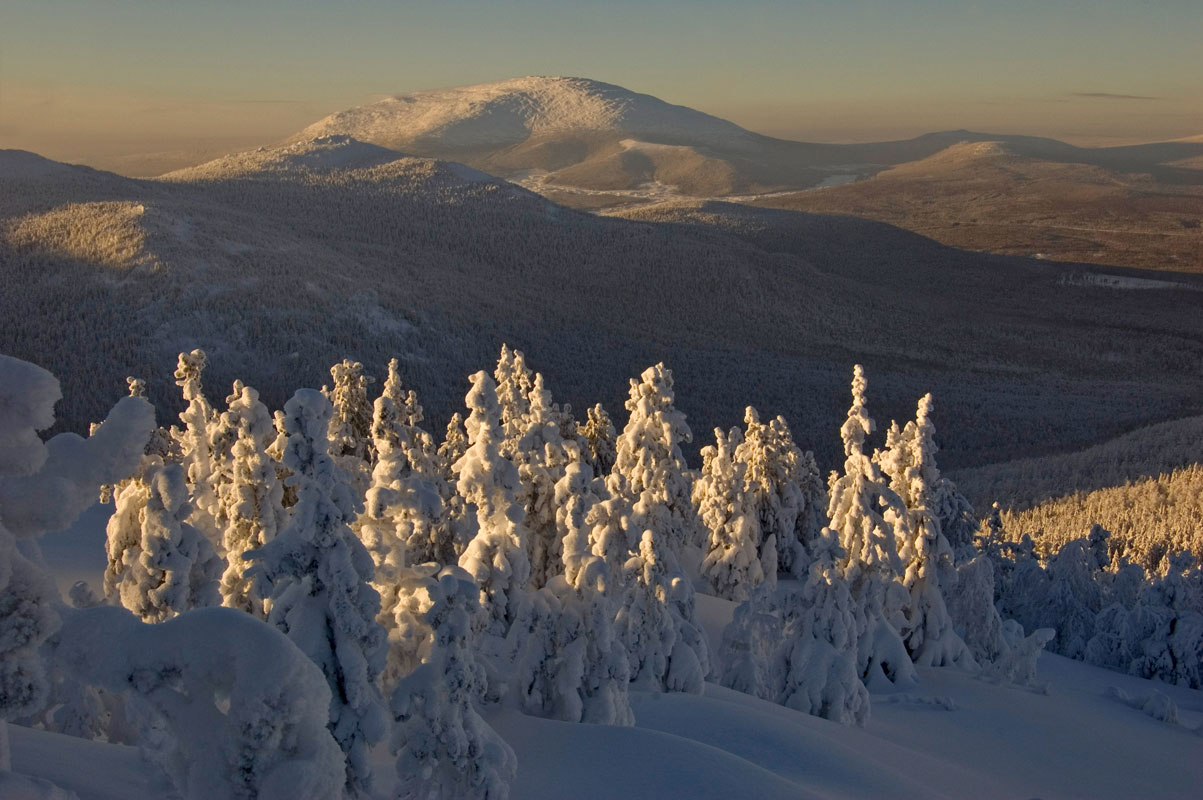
[2,0,1201,173]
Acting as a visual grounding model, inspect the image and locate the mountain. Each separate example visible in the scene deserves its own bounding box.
[3,141,1202,473]
[290,78,1203,212]
[289,76,971,202]
[750,139,1203,272]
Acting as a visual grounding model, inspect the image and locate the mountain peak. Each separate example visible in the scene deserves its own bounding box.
[294,76,753,151]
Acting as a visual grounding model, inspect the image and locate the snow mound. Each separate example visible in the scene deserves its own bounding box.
[296,76,756,150]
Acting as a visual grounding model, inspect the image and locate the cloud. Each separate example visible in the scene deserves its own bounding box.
[1071,92,1161,101]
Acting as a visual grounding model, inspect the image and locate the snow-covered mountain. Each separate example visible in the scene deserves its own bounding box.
[289,76,860,199]
[287,78,1203,217]
[2,142,1201,471]
[296,77,755,152]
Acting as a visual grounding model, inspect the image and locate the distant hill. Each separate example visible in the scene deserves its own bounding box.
[286,77,1203,272]
[753,140,1203,272]
[3,141,1202,473]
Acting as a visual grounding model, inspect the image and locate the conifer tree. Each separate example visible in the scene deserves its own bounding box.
[897,394,975,668]
[582,403,617,476]
[697,427,765,601]
[106,464,222,623]
[249,388,387,797]
[493,344,533,446]
[827,365,916,687]
[324,359,376,499]
[361,366,448,569]
[512,372,573,589]
[736,408,799,576]
[215,382,283,617]
[382,358,441,480]
[454,372,532,647]
[612,364,701,556]
[172,349,221,546]
[390,568,516,800]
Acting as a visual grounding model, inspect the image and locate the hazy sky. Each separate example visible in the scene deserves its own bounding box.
[3,0,1201,172]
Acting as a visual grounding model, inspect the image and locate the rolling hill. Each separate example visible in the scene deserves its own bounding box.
[754,140,1203,273]
[3,139,1202,474]
[287,77,1203,271]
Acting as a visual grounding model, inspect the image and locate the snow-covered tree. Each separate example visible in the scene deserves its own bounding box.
[248,388,387,797]
[945,555,1009,664]
[1040,526,1112,658]
[617,530,681,690]
[215,383,284,617]
[582,403,617,476]
[381,358,441,481]
[696,427,766,601]
[438,413,469,482]
[735,408,805,576]
[499,460,635,726]
[436,412,476,558]
[585,486,634,580]
[326,359,375,495]
[171,350,221,545]
[827,365,915,687]
[510,372,573,589]
[454,372,532,649]
[933,479,978,559]
[612,363,702,558]
[557,458,602,586]
[105,464,221,623]
[1087,552,1203,688]
[897,394,974,668]
[359,379,449,693]
[360,372,447,570]
[493,344,533,445]
[390,568,516,800]
[777,564,869,725]
[617,527,708,693]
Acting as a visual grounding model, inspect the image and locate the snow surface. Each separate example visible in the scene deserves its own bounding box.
[296,77,756,151]
[13,649,1200,799]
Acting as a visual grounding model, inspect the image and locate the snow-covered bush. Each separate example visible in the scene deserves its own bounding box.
[719,553,869,726]
[52,606,345,800]
[0,354,153,780]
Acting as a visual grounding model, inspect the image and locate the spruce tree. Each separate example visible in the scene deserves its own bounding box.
[249,388,388,797]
